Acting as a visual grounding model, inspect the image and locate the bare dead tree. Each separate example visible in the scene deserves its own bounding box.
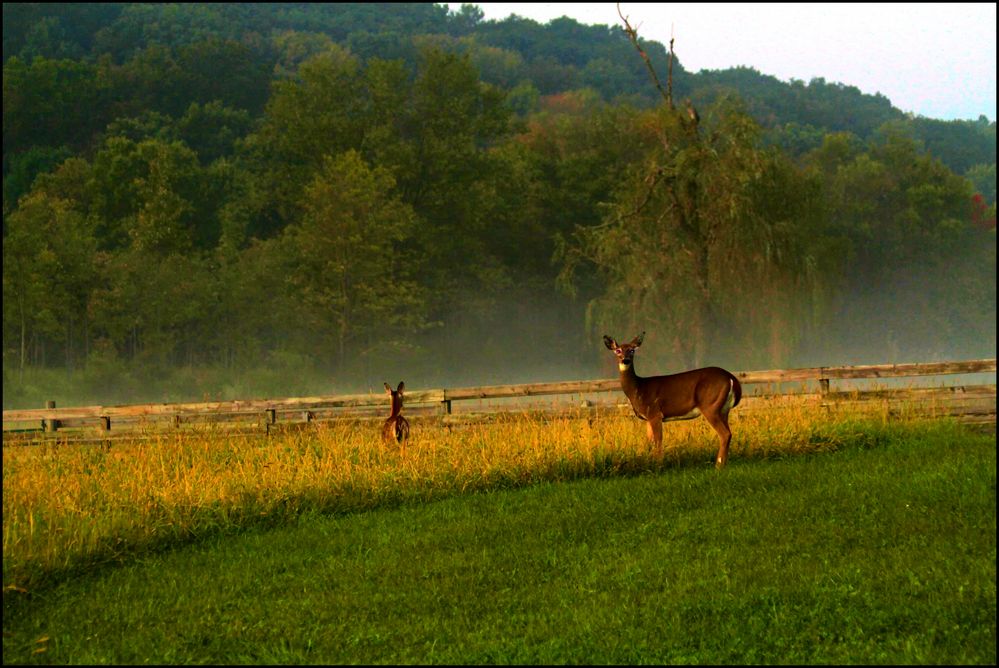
[565,6,821,371]
[666,26,675,107]
[608,5,714,365]
[617,3,672,109]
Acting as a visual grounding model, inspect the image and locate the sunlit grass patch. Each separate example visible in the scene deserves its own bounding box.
[0,397,980,590]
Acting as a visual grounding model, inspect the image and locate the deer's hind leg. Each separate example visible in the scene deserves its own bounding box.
[391,417,410,456]
[702,408,732,469]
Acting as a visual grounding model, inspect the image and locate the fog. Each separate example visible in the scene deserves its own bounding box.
[3,268,995,411]
[244,286,997,399]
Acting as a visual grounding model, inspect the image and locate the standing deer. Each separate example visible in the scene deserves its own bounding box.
[382,381,410,451]
[603,332,742,468]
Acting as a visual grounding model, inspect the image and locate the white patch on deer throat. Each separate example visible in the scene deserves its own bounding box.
[618,363,630,371]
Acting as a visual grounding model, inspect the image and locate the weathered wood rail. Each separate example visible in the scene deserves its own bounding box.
[3,358,995,442]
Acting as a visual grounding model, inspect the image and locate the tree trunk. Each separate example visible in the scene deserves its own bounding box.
[66,314,73,377]
[19,292,27,382]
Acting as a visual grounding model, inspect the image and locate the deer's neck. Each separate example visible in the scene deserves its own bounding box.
[389,397,402,417]
[619,363,643,401]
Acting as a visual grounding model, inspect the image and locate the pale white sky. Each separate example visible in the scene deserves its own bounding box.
[448,2,997,122]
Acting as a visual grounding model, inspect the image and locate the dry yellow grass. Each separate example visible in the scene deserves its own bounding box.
[1,396,923,589]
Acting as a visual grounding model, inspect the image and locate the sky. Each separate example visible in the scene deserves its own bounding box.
[447,2,997,122]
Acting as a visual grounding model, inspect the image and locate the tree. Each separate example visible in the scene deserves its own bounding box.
[271,30,339,78]
[400,48,513,302]
[2,56,105,155]
[558,98,827,369]
[806,128,992,361]
[3,191,97,375]
[448,4,485,35]
[282,151,429,371]
[86,136,217,251]
[174,101,254,165]
[88,245,214,369]
[966,163,996,205]
[17,15,84,60]
[2,145,73,215]
[175,37,271,114]
[240,46,366,236]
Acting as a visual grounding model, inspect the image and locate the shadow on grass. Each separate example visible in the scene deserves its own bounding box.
[0,417,938,614]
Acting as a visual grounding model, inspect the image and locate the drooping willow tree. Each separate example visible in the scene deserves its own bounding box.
[557,9,835,369]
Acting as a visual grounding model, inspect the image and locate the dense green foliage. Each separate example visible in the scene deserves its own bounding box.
[3,3,995,405]
[3,421,995,664]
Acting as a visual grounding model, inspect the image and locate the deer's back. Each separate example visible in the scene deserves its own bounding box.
[639,366,737,416]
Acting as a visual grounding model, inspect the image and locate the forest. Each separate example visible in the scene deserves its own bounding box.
[2,3,996,407]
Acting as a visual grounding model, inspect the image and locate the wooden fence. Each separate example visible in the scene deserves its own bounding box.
[2,358,995,443]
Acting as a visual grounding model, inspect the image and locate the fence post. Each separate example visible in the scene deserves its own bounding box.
[100,416,111,432]
[819,378,830,396]
[43,400,59,433]
[265,408,276,435]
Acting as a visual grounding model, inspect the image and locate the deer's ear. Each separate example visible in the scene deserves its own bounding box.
[603,335,617,350]
[384,383,392,394]
[397,381,405,394]
[633,332,645,347]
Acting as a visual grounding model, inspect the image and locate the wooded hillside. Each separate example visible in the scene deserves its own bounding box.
[3,3,995,407]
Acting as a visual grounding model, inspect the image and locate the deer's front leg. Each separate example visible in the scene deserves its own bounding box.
[646,414,664,460]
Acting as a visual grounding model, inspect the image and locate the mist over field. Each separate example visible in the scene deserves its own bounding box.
[2,3,995,409]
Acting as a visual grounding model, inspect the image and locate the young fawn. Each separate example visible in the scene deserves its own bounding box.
[382,381,410,451]
[604,332,742,468]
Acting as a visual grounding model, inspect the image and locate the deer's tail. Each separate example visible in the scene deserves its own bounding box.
[729,373,743,409]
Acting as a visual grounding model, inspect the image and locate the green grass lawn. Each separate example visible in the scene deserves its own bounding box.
[3,421,996,664]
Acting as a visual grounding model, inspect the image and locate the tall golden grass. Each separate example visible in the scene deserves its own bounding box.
[1,395,926,589]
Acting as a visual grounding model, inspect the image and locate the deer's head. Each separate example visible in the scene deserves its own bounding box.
[384,381,405,414]
[603,332,645,371]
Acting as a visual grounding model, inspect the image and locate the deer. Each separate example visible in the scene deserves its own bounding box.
[603,332,742,468]
[382,381,411,451]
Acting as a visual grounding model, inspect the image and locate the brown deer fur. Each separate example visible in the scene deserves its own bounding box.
[603,332,741,468]
[382,381,410,451]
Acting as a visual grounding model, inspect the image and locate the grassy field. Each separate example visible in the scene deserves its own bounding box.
[3,401,996,663]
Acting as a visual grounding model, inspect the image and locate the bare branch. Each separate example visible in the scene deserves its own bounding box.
[667,24,675,107]
[617,3,672,108]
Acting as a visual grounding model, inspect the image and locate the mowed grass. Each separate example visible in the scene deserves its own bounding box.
[2,402,996,663]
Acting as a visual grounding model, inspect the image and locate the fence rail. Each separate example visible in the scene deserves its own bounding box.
[3,358,995,440]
